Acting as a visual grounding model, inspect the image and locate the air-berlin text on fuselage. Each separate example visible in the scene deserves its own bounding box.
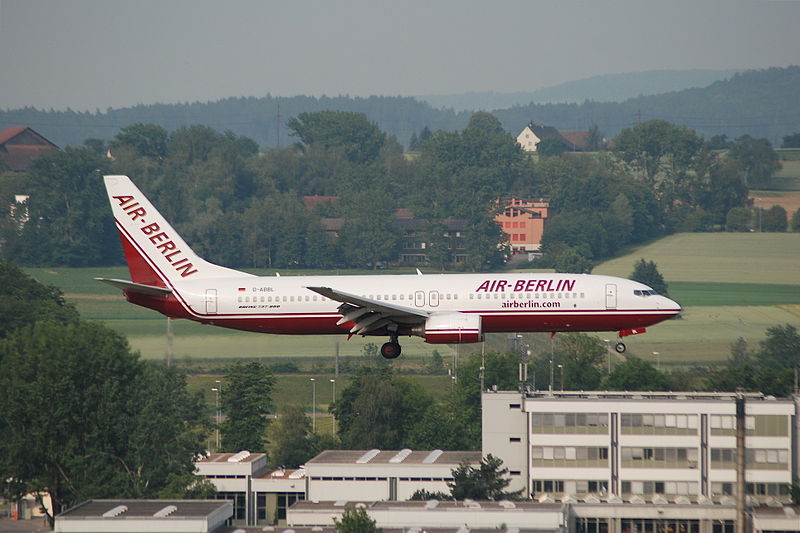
[476,279,576,293]
[113,195,198,277]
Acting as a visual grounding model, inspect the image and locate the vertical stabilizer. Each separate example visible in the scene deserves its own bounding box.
[104,175,252,286]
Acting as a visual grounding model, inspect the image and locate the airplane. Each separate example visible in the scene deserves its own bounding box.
[97,175,682,359]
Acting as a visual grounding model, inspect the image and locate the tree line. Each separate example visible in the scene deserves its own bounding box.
[3,66,800,149]
[2,110,796,272]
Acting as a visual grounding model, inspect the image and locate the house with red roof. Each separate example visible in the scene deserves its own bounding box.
[0,126,58,171]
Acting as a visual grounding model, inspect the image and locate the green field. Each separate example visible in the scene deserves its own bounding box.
[593,233,800,365]
[594,233,800,284]
[24,232,800,368]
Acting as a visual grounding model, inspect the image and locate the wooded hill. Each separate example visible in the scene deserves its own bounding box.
[0,66,797,150]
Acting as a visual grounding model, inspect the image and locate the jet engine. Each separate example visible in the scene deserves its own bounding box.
[412,312,483,344]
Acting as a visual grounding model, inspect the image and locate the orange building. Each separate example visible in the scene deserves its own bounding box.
[495,197,549,254]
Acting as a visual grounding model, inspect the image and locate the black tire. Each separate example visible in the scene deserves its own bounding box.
[615,342,626,354]
[380,341,402,359]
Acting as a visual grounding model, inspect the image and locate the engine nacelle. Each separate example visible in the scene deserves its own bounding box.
[413,312,483,344]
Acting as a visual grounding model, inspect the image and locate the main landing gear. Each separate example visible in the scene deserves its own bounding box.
[380,335,402,359]
[615,342,626,354]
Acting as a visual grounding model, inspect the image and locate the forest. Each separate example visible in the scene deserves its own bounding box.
[1,66,799,149]
[1,108,795,273]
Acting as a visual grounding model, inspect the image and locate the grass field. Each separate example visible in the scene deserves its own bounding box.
[24,232,800,368]
[593,233,800,284]
[593,233,800,365]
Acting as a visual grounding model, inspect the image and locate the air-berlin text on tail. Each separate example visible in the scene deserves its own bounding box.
[113,195,198,278]
[476,278,576,293]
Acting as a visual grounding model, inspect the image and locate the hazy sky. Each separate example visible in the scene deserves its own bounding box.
[1,0,799,111]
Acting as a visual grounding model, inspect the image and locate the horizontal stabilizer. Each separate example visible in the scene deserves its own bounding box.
[95,278,173,296]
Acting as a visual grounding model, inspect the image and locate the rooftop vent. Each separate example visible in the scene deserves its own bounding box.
[498,500,516,509]
[507,528,520,533]
[334,501,348,507]
[389,448,412,463]
[356,449,380,464]
[228,451,251,463]
[289,468,305,479]
[102,505,128,518]
[422,449,443,464]
[153,505,177,518]
[456,527,469,533]
[425,500,439,509]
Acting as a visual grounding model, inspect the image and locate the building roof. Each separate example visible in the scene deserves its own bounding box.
[0,126,58,171]
[559,131,590,150]
[57,499,230,519]
[195,451,266,464]
[306,449,480,466]
[303,196,339,212]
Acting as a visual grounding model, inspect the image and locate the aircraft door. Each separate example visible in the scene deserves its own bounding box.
[205,289,218,314]
[429,290,440,307]
[414,291,425,307]
[605,284,617,309]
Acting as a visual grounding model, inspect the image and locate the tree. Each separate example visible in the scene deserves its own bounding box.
[791,208,800,232]
[726,206,752,232]
[2,147,118,266]
[463,210,507,272]
[267,406,317,469]
[602,355,670,391]
[331,367,434,449]
[448,454,522,501]
[756,324,800,370]
[630,258,668,295]
[338,191,401,269]
[782,133,800,148]
[759,205,788,232]
[220,361,275,452]
[727,135,781,188]
[0,321,207,525]
[111,123,169,159]
[408,488,452,501]
[536,137,567,156]
[0,259,78,339]
[288,111,386,164]
[613,120,704,190]
[552,333,607,390]
[334,505,381,533]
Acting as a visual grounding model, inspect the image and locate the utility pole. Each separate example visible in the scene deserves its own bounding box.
[310,378,316,432]
[276,102,282,147]
[165,317,173,367]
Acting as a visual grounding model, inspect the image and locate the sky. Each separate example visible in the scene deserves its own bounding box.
[1,0,799,112]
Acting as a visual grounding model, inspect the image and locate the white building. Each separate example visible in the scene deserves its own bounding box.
[482,390,799,505]
[194,449,478,526]
[305,449,480,502]
[195,451,305,526]
[55,500,232,533]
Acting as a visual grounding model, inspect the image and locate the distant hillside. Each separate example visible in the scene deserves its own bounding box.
[492,66,800,145]
[0,66,797,149]
[419,69,740,111]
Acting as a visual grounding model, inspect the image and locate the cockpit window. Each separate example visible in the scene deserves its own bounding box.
[634,289,658,296]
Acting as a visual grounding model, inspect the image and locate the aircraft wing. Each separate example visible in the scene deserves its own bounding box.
[95,278,173,296]
[306,286,428,335]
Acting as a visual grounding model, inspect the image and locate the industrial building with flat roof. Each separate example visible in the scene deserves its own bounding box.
[482,390,799,505]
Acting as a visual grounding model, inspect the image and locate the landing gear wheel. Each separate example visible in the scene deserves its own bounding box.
[615,342,626,354]
[380,341,402,359]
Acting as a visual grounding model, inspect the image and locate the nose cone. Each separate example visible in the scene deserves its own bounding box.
[661,295,682,315]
